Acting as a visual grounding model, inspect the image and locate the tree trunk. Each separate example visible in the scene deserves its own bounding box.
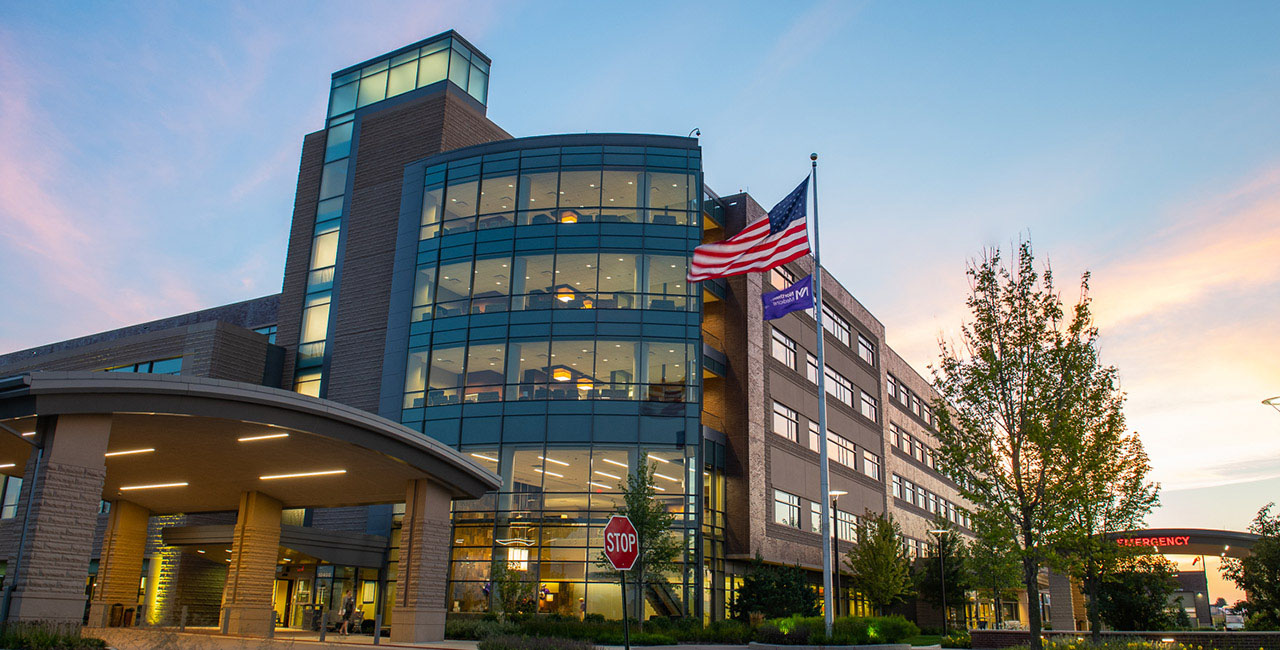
[1023,556,1042,650]
[994,591,1004,629]
[1086,568,1102,645]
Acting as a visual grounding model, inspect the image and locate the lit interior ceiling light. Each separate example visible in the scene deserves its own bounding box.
[470,453,499,463]
[594,470,621,480]
[646,454,672,464]
[0,464,14,469]
[238,433,290,442]
[556,290,575,303]
[196,550,205,554]
[260,469,346,480]
[576,378,593,391]
[20,432,34,437]
[653,485,667,492]
[105,448,156,457]
[653,472,680,483]
[120,482,189,491]
[539,456,569,467]
[602,458,628,469]
[533,468,564,478]
[552,368,572,382]
[588,481,611,490]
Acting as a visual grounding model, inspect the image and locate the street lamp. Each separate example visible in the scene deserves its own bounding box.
[930,529,950,636]
[830,491,847,618]
[1264,396,1280,415]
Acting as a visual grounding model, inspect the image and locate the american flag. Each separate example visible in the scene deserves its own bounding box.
[687,177,811,282]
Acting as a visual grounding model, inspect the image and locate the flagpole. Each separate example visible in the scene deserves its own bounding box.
[811,152,835,635]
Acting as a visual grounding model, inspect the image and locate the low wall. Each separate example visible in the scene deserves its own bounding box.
[971,629,1280,650]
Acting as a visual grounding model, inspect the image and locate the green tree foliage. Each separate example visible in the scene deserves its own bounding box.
[966,520,1023,629]
[1223,503,1280,630]
[933,241,1124,649]
[844,511,914,612]
[915,524,971,618]
[491,554,538,618]
[1096,555,1179,630]
[1059,377,1159,642]
[598,458,682,628]
[730,556,820,620]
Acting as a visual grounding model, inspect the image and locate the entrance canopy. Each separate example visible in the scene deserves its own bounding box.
[0,372,501,513]
[1108,528,1259,559]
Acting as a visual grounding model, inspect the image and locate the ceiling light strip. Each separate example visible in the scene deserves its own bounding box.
[105,448,156,457]
[120,482,189,491]
[259,469,346,480]
[238,433,290,442]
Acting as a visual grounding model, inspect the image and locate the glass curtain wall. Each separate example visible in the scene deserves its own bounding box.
[400,139,704,620]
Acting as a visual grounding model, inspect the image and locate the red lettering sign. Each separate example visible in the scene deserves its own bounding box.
[603,515,639,571]
[1114,535,1191,548]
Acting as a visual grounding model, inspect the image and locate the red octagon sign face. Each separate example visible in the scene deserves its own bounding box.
[603,515,639,571]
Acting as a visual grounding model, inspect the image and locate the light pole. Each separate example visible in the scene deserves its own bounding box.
[830,490,847,618]
[930,529,950,636]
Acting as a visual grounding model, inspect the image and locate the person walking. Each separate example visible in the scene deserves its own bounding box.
[339,590,356,636]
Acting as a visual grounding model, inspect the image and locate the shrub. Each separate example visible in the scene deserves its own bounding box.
[445,618,519,640]
[941,630,972,648]
[478,635,594,650]
[595,631,676,645]
[0,622,106,650]
[869,614,920,643]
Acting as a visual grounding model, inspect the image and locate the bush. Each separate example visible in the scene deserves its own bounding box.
[478,635,594,650]
[870,614,921,643]
[0,622,106,650]
[941,630,972,648]
[445,618,519,640]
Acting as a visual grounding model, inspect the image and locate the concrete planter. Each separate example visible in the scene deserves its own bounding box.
[749,643,912,650]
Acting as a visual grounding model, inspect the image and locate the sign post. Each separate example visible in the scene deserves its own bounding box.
[604,515,639,650]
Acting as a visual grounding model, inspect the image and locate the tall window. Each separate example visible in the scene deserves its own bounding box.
[810,502,823,534]
[886,375,898,400]
[857,333,876,366]
[892,474,902,499]
[825,367,854,407]
[771,328,796,368]
[830,431,858,469]
[836,510,857,542]
[0,476,22,519]
[773,489,801,528]
[806,354,819,384]
[821,304,851,347]
[807,421,821,453]
[770,265,796,291]
[860,390,878,421]
[772,402,799,443]
[862,450,881,480]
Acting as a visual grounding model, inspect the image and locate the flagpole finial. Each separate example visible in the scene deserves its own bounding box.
[810,153,818,161]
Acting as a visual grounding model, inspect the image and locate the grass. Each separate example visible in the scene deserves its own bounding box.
[908,634,944,646]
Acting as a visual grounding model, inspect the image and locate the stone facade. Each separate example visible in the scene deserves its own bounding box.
[219,491,282,636]
[390,479,452,643]
[8,415,110,623]
[87,500,150,626]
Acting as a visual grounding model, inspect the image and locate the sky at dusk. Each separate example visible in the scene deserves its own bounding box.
[2,2,1279,541]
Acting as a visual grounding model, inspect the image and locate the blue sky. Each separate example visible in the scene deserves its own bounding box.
[2,1,1279,534]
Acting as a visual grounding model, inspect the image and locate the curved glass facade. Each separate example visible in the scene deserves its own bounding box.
[391,136,704,618]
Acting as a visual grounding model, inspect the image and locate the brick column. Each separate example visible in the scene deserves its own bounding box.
[219,491,281,636]
[390,479,452,643]
[87,500,150,626]
[7,414,110,624]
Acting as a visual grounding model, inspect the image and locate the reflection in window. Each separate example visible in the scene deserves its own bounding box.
[408,339,693,408]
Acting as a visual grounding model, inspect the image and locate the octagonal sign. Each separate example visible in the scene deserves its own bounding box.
[603,515,639,571]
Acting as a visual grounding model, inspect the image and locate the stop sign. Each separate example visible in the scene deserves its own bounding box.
[603,515,639,571]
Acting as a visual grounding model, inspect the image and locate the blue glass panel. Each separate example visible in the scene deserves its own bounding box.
[400,408,424,423]
[639,417,685,444]
[425,419,460,446]
[593,415,639,442]
[469,312,510,327]
[408,334,430,348]
[467,326,507,341]
[603,153,645,166]
[515,237,557,251]
[595,323,642,337]
[440,243,476,259]
[503,400,547,415]
[557,235,600,249]
[547,415,591,442]
[433,330,467,345]
[551,323,594,336]
[432,316,470,331]
[521,224,556,238]
[502,416,546,443]
[409,320,432,336]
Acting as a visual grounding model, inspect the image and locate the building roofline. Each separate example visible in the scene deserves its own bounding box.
[332,30,491,79]
[414,133,699,169]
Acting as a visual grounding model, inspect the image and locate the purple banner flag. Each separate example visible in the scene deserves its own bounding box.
[762,274,815,321]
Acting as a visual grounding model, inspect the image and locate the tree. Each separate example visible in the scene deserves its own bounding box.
[1095,554,1179,630]
[1223,503,1280,630]
[491,553,537,618]
[730,556,820,620]
[1060,399,1159,643]
[915,524,971,626]
[844,511,914,613]
[932,241,1111,649]
[966,521,1023,629]
[599,458,682,628]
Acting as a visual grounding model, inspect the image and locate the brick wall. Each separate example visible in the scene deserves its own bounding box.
[971,629,1280,650]
[276,129,327,389]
